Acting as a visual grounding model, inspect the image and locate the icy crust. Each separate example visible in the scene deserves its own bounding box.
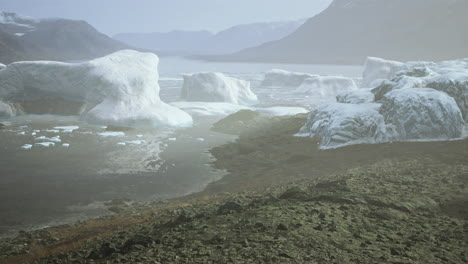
[261,69,317,88]
[297,103,390,149]
[380,88,463,140]
[296,76,358,97]
[0,50,193,128]
[180,72,258,105]
[336,89,374,104]
[368,58,468,121]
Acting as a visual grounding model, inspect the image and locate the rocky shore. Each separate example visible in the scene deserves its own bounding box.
[0,113,467,264]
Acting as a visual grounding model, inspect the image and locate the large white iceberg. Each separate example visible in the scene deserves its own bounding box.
[296,76,358,97]
[362,57,407,88]
[297,103,390,149]
[180,72,258,105]
[261,69,317,88]
[380,88,463,140]
[0,50,193,128]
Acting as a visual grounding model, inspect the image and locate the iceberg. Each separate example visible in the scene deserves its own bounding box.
[296,76,358,98]
[261,69,317,88]
[297,103,390,149]
[21,144,32,150]
[0,50,193,128]
[180,72,258,105]
[362,57,407,88]
[336,89,375,104]
[380,88,463,140]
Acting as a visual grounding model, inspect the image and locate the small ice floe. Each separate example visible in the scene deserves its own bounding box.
[35,136,49,141]
[14,33,25,37]
[21,144,33,150]
[35,142,55,147]
[196,138,205,142]
[0,121,12,126]
[117,140,146,146]
[136,134,143,138]
[17,131,26,135]
[54,126,79,133]
[31,132,36,136]
[49,136,61,143]
[168,138,177,142]
[45,129,60,133]
[62,143,70,148]
[98,131,125,137]
[19,125,28,129]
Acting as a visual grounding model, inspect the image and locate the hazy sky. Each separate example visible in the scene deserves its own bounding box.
[0,0,332,36]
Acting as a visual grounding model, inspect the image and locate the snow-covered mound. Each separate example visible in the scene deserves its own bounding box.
[368,58,468,121]
[0,50,193,128]
[296,76,358,97]
[297,103,389,149]
[181,72,258,105]
[380,88,463,140]
[261,69,317,87]
[256,107,308,117]
[170,102,252,117]
[336,89,374,104]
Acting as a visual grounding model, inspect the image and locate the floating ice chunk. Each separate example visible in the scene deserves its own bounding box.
[54,126,79,132]
[123,140,146,145]
[35,142,55,147]
[21,144,32,150]
[62,143,70,148]
[136,134,143,138]
[171,102,252,117]
[168,138,177,142]
[35,136,49,141]
[33,130,40,133]
[296,76,358,97]
[196,138,205,142]
[0,50,193,128]
[49,136,61,143]
[31,132,36,136]
[261,69,318,88]
[181,72,258,105]
[19,125,28,129]
[0,121,12,126]
[117,142,126,146]
[45,129,60,133]
[14,33,25,37]
[17,131,26,135]
[98,131,125,137]
[256,107,308,116]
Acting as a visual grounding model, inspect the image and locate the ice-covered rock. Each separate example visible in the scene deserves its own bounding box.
[370,61,468,121]
[256,107,308,116]
[297,103,390,149]
[336,89,375,104]
[0,50,193,128]
[181,72,258,105]
[261,69,317,87]
[380,88,463,140]
[296,76,358,98]
[171,102,252,116]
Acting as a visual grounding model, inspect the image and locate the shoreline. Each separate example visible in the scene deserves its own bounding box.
[1,114,467,263]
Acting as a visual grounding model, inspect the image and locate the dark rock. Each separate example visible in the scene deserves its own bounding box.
[217,201,243,215]
[87,242,118,259]
[279,186,309,200]
[276,223,289,231]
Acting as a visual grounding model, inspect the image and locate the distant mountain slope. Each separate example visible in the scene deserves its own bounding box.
[114,20,304,55]
[218,0,468,64]
[0,12,131,64]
